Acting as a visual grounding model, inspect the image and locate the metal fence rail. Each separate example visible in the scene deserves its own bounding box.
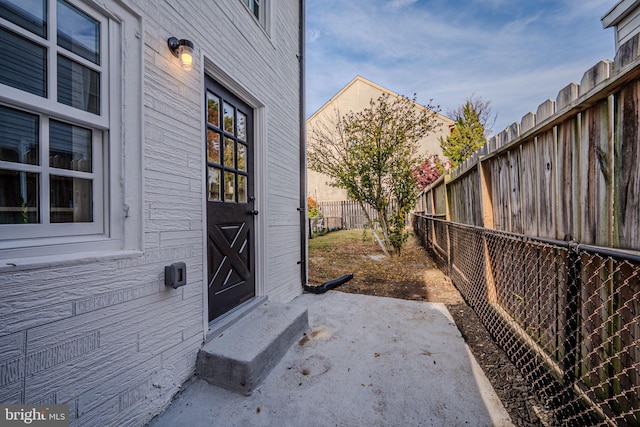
[317,201,379,229]
[414,214,640,426]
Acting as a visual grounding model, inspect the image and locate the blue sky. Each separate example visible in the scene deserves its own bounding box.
[305,0,616,136]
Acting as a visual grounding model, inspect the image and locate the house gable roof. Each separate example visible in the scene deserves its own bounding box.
[602,0,640,28]
[307,75,454,126]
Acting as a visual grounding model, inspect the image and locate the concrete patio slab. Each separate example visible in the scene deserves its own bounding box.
[148,291,513,426]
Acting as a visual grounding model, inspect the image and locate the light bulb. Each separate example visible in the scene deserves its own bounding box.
[168,38,195,71]
[179,44,194,71]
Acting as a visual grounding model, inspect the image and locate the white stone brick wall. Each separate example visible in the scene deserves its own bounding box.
[0,0,303,425]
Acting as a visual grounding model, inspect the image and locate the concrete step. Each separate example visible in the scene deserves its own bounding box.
[196,300,309,395]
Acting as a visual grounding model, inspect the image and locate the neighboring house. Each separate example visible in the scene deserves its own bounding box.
[602,0,640,51]
[0,0,305,425]
[306,76,454,203]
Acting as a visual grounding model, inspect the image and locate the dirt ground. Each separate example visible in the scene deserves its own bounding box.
[308,230,547,426]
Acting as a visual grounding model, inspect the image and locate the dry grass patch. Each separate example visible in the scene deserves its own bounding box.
[308,229,462,304]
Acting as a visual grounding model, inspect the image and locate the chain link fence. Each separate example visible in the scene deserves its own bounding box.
[414,214,640,426]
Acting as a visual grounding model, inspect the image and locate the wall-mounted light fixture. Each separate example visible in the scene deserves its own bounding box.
[167,37,194,71]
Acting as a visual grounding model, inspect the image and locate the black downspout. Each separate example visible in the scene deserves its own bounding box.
[298,0,307,287]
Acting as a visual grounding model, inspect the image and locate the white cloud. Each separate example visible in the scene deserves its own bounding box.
[386,0,418,10]
[305,0,615,135]
[306,28,321,43]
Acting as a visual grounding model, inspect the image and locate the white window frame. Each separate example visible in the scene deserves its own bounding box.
[0,0,141,261]
[0,111,105,240]
[241,0,270,32]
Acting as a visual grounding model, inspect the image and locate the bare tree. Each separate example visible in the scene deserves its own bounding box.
[447,94,496,137]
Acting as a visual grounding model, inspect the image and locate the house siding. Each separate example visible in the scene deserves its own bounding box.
[616,9,640,47]
[0,0,303,425]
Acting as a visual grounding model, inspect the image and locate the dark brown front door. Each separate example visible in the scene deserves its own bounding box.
[205,77,255,321]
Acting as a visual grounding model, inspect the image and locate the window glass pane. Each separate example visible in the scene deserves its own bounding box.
[207,130,220,164]
[50,175,92,223]
[223,137,234,168]
[253,0,260,19]
[207,166,221,201]
[0,169,39,224]
[57,0,99,64]
[0,0,47,37]
[223,102,234,134]
[237,143,246,172]
[237,111,246,141]
[224,171,235,202]
[237,174,247,203]
[0,27,46,97]
[57,54,100,114]
[207,93,219,128]
[0,105,39,165]
[49,119,91,172]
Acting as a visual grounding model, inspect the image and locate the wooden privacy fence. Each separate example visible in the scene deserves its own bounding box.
[414,34,640,425]
[418,38,640,249]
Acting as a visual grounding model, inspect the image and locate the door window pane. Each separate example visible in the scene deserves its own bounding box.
[207,93,220,127]
[237,174,247,203]
[57,0,99,64]
[49,119,92,172]
[0,27,47,97]
[237,111,246,141]
[0,169,39,224]
[57,54,100,114]
[237,143,246,172]
[0,0,47,37]
[207,130,220,164]
[0,105,39,165]
[207,166,221,201]
[50,175,92,222]
[224,171,235,202]
[223,137,234,167]
[223,102,234,134]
